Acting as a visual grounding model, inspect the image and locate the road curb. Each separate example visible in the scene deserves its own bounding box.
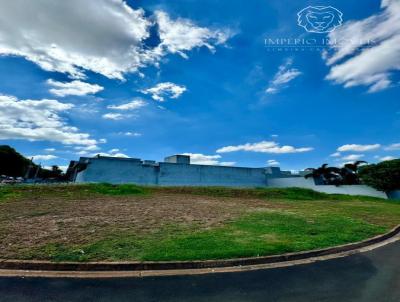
[0,225,399,274]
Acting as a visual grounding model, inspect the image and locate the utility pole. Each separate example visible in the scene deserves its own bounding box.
[33,163,41,182]
[24,157,34,179]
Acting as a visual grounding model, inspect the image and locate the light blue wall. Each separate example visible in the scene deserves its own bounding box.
[76,157,158,185]
[158,163,267,187]
[75,157,388,199]
[76,157,267,187]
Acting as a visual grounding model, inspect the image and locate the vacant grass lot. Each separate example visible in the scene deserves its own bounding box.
[0,184,399,262]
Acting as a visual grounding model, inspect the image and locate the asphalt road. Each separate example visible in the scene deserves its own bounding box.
[0,241,399,302]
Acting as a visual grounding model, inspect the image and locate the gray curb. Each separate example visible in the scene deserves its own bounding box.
[1,225,399,272]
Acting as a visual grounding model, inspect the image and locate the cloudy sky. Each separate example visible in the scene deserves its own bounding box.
[0,0,399,170]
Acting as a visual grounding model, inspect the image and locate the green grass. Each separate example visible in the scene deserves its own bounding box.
[0,186,21,202]
[0,183,148,201]
[0,184,384,201]
[87,183,148,196]
[1,184,399,262]
[141,212,384,261]
[155,186,384,201]
[30,211,386,262]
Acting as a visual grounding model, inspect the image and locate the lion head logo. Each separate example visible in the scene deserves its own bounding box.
[297,6,343,33]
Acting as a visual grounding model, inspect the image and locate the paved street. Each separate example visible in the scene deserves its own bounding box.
[0,241,399,302]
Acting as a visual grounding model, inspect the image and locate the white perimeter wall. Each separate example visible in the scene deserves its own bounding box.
[267,177,388,199]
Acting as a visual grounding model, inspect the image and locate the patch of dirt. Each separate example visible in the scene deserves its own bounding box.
[0,193,287,258]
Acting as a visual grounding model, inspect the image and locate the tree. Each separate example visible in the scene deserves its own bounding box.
[0,145,66,181]
[0,145,32,177]
[305,164,342,185]
[39,165,65,180]
[340,161,367,185]
[359,159,400,192]
[305,161,366,186]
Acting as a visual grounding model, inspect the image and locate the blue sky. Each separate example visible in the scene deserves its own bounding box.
[0,0,399,171]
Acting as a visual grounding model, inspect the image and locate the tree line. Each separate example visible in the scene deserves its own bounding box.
[0,145,66,180]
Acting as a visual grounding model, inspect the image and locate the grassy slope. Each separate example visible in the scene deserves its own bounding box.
[0,184,399,262]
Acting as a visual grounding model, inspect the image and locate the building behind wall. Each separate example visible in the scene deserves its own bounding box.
[67,154,296,187]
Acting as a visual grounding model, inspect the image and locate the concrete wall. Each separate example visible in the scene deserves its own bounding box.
[158,163,267,187]
[267,177,388,199]
[75,156,388,198]
[76,157,158,185]
[76,158,268,187]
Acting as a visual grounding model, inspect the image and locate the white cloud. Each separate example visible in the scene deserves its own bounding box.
[0,1,232,80]
[266,58,302,94]
[385,143,400,150]
[115,131,142,137]
[0,95,98,146]
[324,0,400,92]
[122,132,142,137]
[330,152,341,157]
[107,99,147,110]
[45,148,56,152]
[216,141,313,154]
[341,154,365,161]
[30,154,58,162]
[181,153,235,166]
[102,113,126,120]
[377,155,397,161]
[267,159,280,166]
[101,153,129,158]
[141,82,187,102]
[95,149,129,158]
[43,165,68,172]
[182,153,221,165]
[75,145,100,151]
[74,145,100,155]
[0,0,150,79]
[58,165,68,172]
[76,147,130,158]
[220,162,236,166]
[154,11,233,59]
[337,144,381,152]
[47,79,103,97]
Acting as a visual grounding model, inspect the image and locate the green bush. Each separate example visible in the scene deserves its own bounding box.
[359,159,400,192]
